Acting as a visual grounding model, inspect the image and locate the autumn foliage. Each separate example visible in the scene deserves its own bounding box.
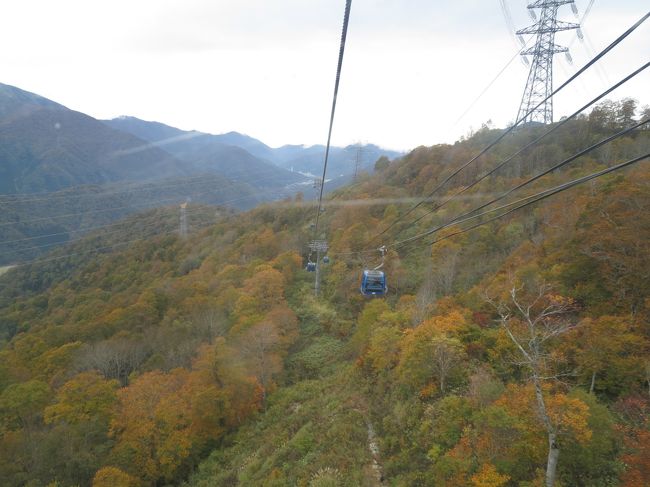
[0,101,648,485]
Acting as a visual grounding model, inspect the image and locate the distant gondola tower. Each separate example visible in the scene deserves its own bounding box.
[516,0,580,124]
[179,202,188,238]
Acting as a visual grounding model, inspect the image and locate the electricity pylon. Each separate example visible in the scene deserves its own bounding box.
[179,202,188,238]
[516,0,580,124]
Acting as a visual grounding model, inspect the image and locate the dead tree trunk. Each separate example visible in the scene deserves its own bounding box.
[489,284,577,487]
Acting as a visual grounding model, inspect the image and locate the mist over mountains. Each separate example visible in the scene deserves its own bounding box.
[0,96,647,486]
[0,83,400,264]
[104,116,402,180]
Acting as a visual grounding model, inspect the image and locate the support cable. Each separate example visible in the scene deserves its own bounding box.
[3,223,215,270]
[389,118,648,249]
[452,39,531,128]
[313,0,353,239]
[399,63,650,233]
[396,152,649,254]
[367,11,649,245]
[0,166,302,228]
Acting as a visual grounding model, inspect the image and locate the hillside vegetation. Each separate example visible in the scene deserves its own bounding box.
[0,177,261,266]
[0,100,648,486]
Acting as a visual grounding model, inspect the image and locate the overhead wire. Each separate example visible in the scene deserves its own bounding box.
[451,39,531,129]
[6,149,646,278]
[3,218,165,254]
[389,118,649,249]
[0,216,170,245]
[0,173,218,202]
[3,222,215,270]
[0,184,298,262]
[565,1,610,89]
[452,0,533,131]
[313,0,353,240]
[396,152,649,255]
[396,62,650,233]
[0,165,304,228]
[5,4,647,275]
[366,11,650,246]
[0,160,306,205]
[0,169,312,262]
[498,0,519,47]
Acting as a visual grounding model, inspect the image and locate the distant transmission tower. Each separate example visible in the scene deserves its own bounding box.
[179,202,188,238]
[353,144,364,182]
[516,0,580,124]
[352,142,367,182]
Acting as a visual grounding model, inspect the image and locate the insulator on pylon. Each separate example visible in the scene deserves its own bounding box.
[521,57,530,67]
[565,52,573,64]
[516,1,580,125]
[517,34,526,47]
[571,3,579,16]
[577,28,584,40]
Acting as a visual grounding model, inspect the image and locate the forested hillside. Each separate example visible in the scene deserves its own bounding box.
[103,117,307,189]
[0,176,261,266]
[0,84,303,265]
[0,84,185,194]
[0,100,648,486]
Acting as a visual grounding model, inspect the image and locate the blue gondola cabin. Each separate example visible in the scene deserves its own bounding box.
[360,270,387,296]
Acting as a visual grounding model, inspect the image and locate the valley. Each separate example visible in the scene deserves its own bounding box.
[0,100,647,486]
[0,83,398,265]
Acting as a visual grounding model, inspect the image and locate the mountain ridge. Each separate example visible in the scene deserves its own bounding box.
[0,100,647,486]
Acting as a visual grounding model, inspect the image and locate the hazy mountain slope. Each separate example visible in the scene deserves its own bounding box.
[104,116,402,182]
[211,130,276,161]
[0,84,186,194]
[100,116,186,144]
[0,83,65,118]
[273,143,403,177]
[0,101,647,487]
[104,116,307,188]
[0,86,279,265]
[0,174,261,266]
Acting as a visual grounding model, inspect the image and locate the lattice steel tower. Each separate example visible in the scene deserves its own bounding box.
[179,202,188,238]
[516,0,579,124]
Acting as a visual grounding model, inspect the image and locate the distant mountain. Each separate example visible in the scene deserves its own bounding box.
[104,115,185,144]
[0,84,186,194]
[211,131,276,161]
[0,175,263,265]
[0,83,65,118]
[272,143,402,177]
[104,116,306,189]
[0,84,288,264]
[105,116,402,181]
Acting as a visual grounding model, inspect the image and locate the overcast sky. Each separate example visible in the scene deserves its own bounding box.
[1,0,648,151]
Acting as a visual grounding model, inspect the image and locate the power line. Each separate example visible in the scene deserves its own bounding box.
[310,0,353,298]
[0,181,298,261]
[396,152,649,254]
[3,171,325,269]
[516,0,580,124]
[0,218,154,245]
[0,174,308,263]
[2,218,165,254]
[0,160,305,205]
[0,166,300,228]
[3,224,212,271]
[0,173,215,202]
[394,62,650,235]
[313,0,352,240]
[499,0,519,48]
[451,39,531,129]
[367,12,649,246]
[390,119,648,249]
